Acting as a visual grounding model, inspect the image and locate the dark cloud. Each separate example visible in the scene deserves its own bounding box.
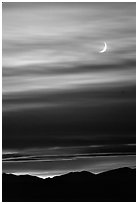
[3,88,136,149]
[3,144,136,162]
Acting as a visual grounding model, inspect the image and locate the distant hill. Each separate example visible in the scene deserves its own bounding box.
[2,167,136,202]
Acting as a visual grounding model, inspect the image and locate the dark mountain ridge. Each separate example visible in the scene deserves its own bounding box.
[2,167,136,202]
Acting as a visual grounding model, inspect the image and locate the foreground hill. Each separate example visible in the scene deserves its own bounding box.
[2,167,136,202]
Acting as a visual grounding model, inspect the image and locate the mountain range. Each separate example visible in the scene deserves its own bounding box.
[2,167,136,202]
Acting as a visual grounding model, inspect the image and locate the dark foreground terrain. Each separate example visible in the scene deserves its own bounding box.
[2,167,136,202]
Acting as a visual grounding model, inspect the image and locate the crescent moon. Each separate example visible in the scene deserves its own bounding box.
[99,42,107,53]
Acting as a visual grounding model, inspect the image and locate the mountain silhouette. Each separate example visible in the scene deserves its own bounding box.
[2,167,136,202]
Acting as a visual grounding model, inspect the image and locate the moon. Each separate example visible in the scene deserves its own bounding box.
[99,42,107,53]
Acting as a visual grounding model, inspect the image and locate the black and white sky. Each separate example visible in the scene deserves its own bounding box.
[2,2,136,178]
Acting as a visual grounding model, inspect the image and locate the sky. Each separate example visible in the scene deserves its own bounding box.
[2,2,136,178]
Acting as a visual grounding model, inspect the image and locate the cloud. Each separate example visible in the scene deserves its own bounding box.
[2,2,136,176]
[2,154,136,178]
[3,2,135,68]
